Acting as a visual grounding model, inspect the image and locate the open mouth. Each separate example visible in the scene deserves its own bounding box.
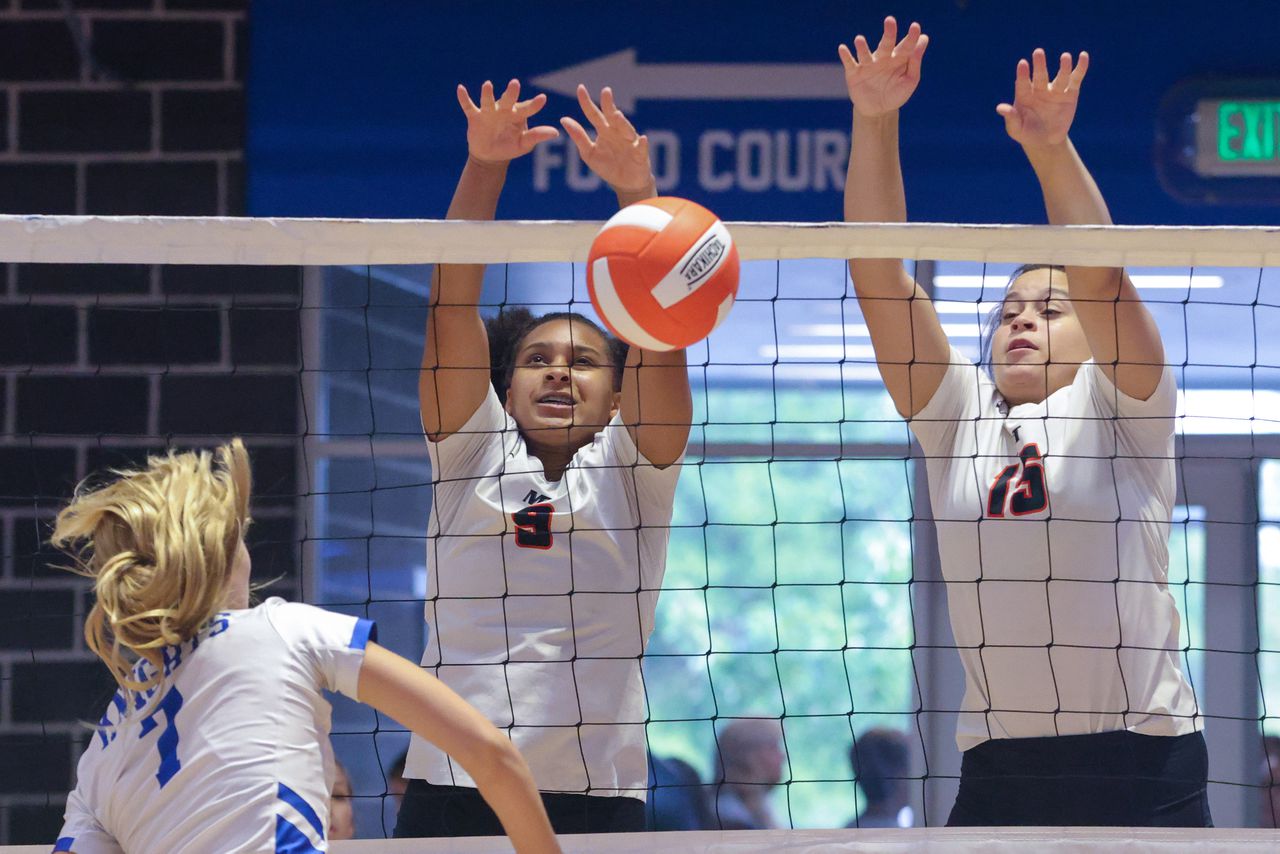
[536,394,574,410]
[1007,338,1038,353]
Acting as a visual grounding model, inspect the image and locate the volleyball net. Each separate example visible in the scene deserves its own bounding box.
[2,215,1279,846]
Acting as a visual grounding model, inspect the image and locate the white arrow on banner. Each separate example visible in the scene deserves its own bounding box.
[532,48,847,111]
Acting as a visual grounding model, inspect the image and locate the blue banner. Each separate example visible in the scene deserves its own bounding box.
[249,1,1280,225]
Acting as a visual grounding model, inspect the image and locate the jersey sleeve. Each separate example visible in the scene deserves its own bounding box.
[52,788,123,854]
[599,412,684,520]
[1081,362,1177,449]
[265,600,378,702]
[907,347,990,457]
[425,385,510,481]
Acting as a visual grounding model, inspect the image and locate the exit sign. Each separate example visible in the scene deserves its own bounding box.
[1157,78,1280,204]
[1196,99,1280,175]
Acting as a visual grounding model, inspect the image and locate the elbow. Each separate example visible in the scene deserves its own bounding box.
[464,729,527,790]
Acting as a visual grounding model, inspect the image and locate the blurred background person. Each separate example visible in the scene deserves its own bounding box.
[710,718,787,830]
[847,728,913,829]
[1262,735,1280,828]
[330,760,356,842]
[387,749,409,809]
[646,753,713,831]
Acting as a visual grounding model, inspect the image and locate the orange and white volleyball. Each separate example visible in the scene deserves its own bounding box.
[587,197,739,351]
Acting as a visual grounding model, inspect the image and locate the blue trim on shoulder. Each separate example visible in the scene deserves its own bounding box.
[52,837,75,853]
[276,782,324,837]
[275,815,322,854]
[348,617,376,650]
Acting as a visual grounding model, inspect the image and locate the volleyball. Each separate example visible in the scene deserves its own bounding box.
[586,197,740,351]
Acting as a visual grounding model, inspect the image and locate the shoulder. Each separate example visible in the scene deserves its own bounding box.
[430,385,513,445]
[259,599,374,650]
[428,385,524,474]
[581,415,685,497]
[909,348,999,451]
[590,411,684,467]
[1071,361,1177,421]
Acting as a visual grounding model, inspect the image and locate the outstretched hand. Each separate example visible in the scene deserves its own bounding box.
[838,17,928,118]
[997,49,1089,148]
[560,85,655,195]
[457,79,559,165]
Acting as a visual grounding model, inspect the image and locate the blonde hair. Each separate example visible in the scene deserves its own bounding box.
[51,439,252,695]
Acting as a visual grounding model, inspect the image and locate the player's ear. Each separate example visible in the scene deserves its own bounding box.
[610,391,622,419]
[504,387,515,414]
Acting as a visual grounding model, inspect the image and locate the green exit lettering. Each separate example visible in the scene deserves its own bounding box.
[1218,101,1280,162]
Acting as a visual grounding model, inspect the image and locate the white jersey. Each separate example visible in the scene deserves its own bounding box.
[910,348,1200,752]
[405,387,682,798]
[55,598,375,854]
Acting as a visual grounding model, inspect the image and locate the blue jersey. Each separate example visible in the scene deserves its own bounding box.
[54,598,375,854]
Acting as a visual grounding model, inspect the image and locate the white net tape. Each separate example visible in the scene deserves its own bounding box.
[1,214,1279,266]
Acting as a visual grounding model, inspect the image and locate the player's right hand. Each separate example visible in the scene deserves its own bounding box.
[457,79,559,165]
[838,17,929,118]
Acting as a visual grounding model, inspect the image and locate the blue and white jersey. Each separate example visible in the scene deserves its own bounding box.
[53,598,376,854]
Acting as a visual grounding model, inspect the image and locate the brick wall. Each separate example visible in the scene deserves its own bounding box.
[0,1,302,844]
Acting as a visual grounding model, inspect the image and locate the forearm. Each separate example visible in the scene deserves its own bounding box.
[447,156,509,221]
[1023,137,1162,387]
[622,347,692,467]
[423,157,498,420]
[1022,138,1112,227]
[470,744,561,854]
[845,111,913,295]
[845,111,906,224]
[432,157,509,309]
[1022,138,1127,300]
[356,645,560,852]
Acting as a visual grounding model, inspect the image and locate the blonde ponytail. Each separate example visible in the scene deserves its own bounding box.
[52,439,252,695]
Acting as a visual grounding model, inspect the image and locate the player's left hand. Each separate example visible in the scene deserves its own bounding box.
[997,49,1089,148]
[560,85,656,196]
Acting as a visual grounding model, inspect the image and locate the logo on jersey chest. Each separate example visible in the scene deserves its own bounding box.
[522,489,550,505]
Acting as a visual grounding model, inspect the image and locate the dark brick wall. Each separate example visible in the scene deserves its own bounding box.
[0,2,301,844]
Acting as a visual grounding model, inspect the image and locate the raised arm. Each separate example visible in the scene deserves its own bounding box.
[563,85,691,466]
[999,49,1165,400]
[840,18,950,418]
[358,643,561,854]
[420,80,559,440]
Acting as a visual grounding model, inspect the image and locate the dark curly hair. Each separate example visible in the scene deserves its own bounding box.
[484,308,628,401]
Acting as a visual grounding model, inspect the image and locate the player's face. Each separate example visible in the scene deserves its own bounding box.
[505,319,621,451]
[991,268,1093,405]
[223,539,251,609]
